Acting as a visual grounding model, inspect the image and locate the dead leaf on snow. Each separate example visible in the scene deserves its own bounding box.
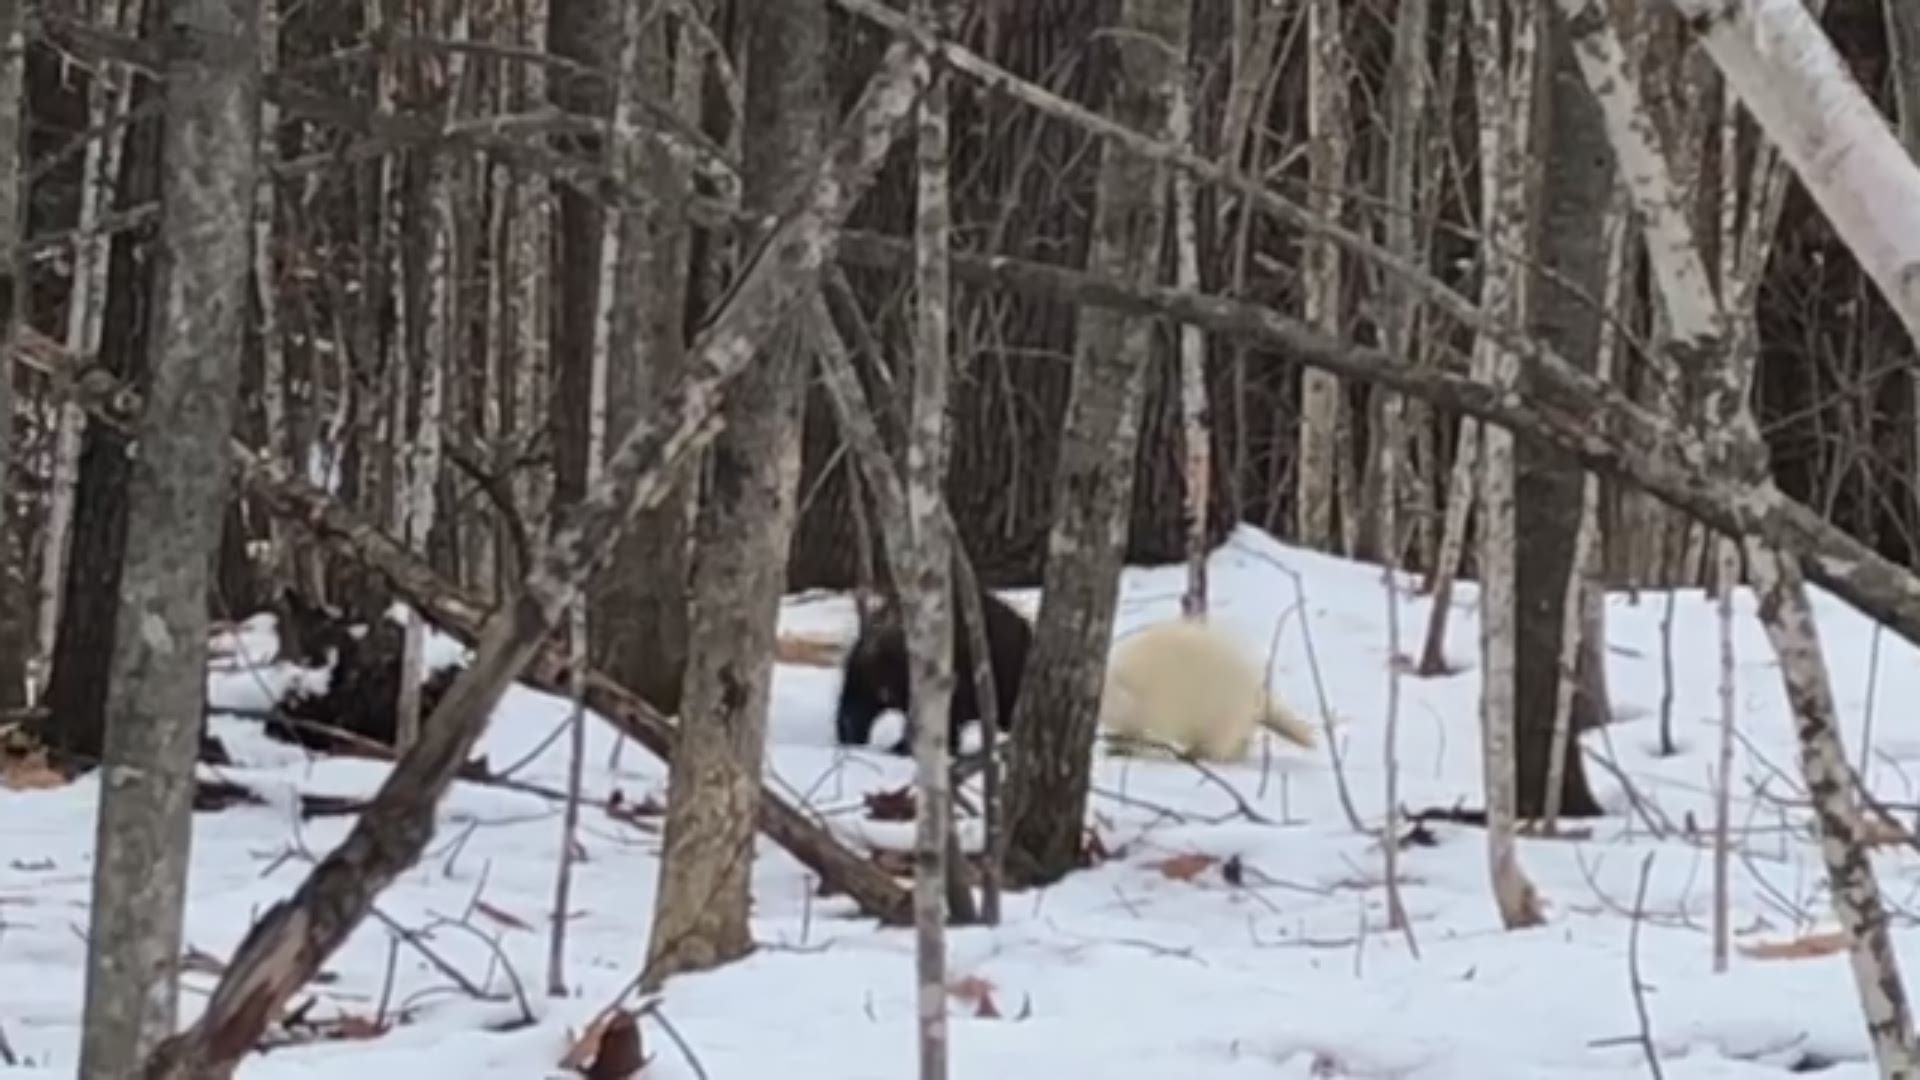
[473,898,533,932]
[949,974,1003,1018]
[1152,852,1219,882]
[1738,929,1849,960]
[775,633,845,668]
[563,1008,646,1078]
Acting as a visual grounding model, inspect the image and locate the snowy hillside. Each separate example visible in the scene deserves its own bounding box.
[4,525,1916,1078]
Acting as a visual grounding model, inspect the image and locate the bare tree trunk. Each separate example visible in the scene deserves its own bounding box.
[0,0,28,712]
[550,0,633,994]
[1468,0,1547,930]
[1295,0,1348,553]
[1378,0,1430,944]
[252,0,289,566]
[37,0,166,767]
[1001,0,1188,886]
[907,8,957,1071]
[588,0,700,719]
[36,0,140,700]
[641,0,826,990]
[79,2,258,1072]
[1514,0,1611,822]
[1170,46,1209,617]
[507,0,552,569]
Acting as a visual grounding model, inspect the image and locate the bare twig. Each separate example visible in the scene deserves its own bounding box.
[1627,852,1667,1080]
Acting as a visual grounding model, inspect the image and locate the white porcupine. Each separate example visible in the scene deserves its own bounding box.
[1098,617,1318,762]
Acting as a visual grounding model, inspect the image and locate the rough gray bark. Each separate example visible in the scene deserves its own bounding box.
[576,0,698,717]
[39,0,167,768]
[143,39,929,1077]
[1001,0,1188,886]
[0,0,28,710]
[1513,2,1610,821]
[78,1,259,1073]
[37,0,144,701]
[641,0,827,989]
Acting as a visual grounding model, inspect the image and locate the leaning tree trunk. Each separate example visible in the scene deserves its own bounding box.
[1888,0,1920,521]
[77,1,258,1073]
[1512,0,1612,821]
[641,0,825,989]
[37,0,167,767]
[1001,0,1189,886]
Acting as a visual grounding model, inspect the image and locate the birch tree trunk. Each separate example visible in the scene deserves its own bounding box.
[1002,0,1188,885]
[1467,0,1547,929]
[1560,2,1920,1072]
[1886,0,1920,515]
[78,1,258,1072]
[1171,59,1210,617]
[642,0,826,989]
[1665,0,1920,345]
[1378,0,1430,940]
[907,8,958,1071]
[1295,0,1347,553]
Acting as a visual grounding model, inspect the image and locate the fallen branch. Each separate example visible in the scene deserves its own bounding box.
[832,231,1920,658]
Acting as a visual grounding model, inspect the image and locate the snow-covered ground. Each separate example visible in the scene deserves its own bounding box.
[5,524,1918,1077]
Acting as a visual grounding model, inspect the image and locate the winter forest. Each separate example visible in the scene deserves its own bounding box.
[12,0,1920,1076]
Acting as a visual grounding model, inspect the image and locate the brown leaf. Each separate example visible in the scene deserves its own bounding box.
[949,974,1002,1018]
[0,726,66,792]
[473,898,532,932]
[864,786,917,821]
[1738,929,1850,960]
[1153,852,1219,882]
[564,1009,645,1079]
[560,1010,616,1072]
[324,1014,390,1042]
[776,634,846,668]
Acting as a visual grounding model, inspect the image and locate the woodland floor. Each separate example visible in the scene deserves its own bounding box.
[2,525,1913,1078]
